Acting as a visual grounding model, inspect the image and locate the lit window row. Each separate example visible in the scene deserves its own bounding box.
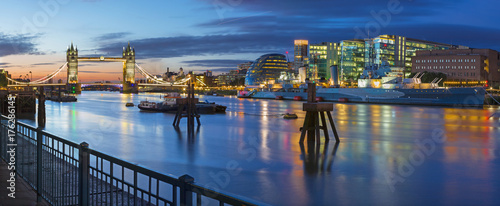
[415,58,477,63]
[415,66,477,70]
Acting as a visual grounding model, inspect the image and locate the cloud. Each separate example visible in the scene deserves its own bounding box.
[0,33,41,57]
[96,33,288,59]
[182,59,251,68]
[205,0,462,18]
[91,0,500,72]
[30,62,56,66]
[93,32,132,42]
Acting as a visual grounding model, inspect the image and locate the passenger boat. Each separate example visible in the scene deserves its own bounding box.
[138,93,226,114]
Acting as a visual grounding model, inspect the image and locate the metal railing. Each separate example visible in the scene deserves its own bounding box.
[0,115,256,206]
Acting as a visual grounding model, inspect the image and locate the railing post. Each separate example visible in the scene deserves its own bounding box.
[179,174,194,206]
[36,127,43,202]
[78,142,90,206]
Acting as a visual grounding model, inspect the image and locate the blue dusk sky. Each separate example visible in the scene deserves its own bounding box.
[1,0,499,82]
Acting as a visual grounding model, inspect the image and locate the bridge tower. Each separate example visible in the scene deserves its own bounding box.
[122,42,138,93]
[66,43,81,94]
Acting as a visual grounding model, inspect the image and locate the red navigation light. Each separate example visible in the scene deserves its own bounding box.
[384,44,387,47]
[286,51,289,54]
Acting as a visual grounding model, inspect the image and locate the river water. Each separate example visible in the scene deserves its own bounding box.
[22,91,500,205]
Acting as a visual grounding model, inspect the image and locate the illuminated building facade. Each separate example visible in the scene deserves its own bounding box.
[366,35,457,77]
[340,39,365,81]
[309,42,340,80]
[412,49,500,88]
[294,40,309,71]
[245,54,289,86]
[337,34,460,81]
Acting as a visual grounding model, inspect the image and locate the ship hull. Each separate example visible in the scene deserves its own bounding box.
[138,103,226,114]
[247,87,486,107]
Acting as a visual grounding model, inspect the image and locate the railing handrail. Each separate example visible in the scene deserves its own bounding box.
[14,118,80,148]
[190,183,258,206]
[88,149,180,186]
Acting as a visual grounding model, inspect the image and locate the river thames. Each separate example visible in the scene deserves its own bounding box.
[22,91,500,205]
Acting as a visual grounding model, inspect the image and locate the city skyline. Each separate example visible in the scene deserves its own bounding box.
[1,0,499,82]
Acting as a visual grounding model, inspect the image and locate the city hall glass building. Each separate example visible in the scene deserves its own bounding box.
[245,54,289,86]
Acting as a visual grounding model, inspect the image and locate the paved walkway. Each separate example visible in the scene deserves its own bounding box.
[0,159,50,206]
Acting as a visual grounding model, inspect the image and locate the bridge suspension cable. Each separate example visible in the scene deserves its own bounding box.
[6,62,68,85]
[135,63,192,85]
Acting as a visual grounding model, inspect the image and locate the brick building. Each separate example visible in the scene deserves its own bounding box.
[412,49,500,88]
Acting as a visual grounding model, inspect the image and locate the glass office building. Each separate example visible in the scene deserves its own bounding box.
[365,35,456,78]
[245,54,289,86]
[340,39,366,81]
[309,42,340,80]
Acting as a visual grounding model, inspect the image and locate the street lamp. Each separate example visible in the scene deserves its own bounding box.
[29,71,32,82]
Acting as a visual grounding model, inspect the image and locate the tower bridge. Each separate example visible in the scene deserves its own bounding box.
[7,42,189,93]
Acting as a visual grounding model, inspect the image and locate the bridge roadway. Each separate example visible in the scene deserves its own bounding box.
[7,83,187,87]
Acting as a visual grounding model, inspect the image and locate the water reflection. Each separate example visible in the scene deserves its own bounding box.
[300,141,339,175]
[18,92,500,205]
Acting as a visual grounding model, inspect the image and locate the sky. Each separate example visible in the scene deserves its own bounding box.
[1,0,500,82]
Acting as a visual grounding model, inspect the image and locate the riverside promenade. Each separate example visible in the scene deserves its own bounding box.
[0,159,49,206]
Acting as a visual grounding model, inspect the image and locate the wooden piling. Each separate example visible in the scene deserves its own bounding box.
[172,73,201,134]
[299,83,340,143]
[37,86,46,128]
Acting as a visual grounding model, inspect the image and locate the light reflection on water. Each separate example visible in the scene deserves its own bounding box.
[22,91,500,205]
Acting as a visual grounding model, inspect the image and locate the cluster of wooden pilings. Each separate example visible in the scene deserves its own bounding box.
[0,87,46,127]
[299,83,340,144]
[173,72,200,136]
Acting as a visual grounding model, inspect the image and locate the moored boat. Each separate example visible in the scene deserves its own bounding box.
[138,93,226,114]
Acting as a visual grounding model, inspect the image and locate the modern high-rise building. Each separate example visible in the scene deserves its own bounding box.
[412,48,500,88]
[309,42,340,80]
[365,35,458,77]
[337,34,461,82]
[294,40,309,71]
[340,39,366,81]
